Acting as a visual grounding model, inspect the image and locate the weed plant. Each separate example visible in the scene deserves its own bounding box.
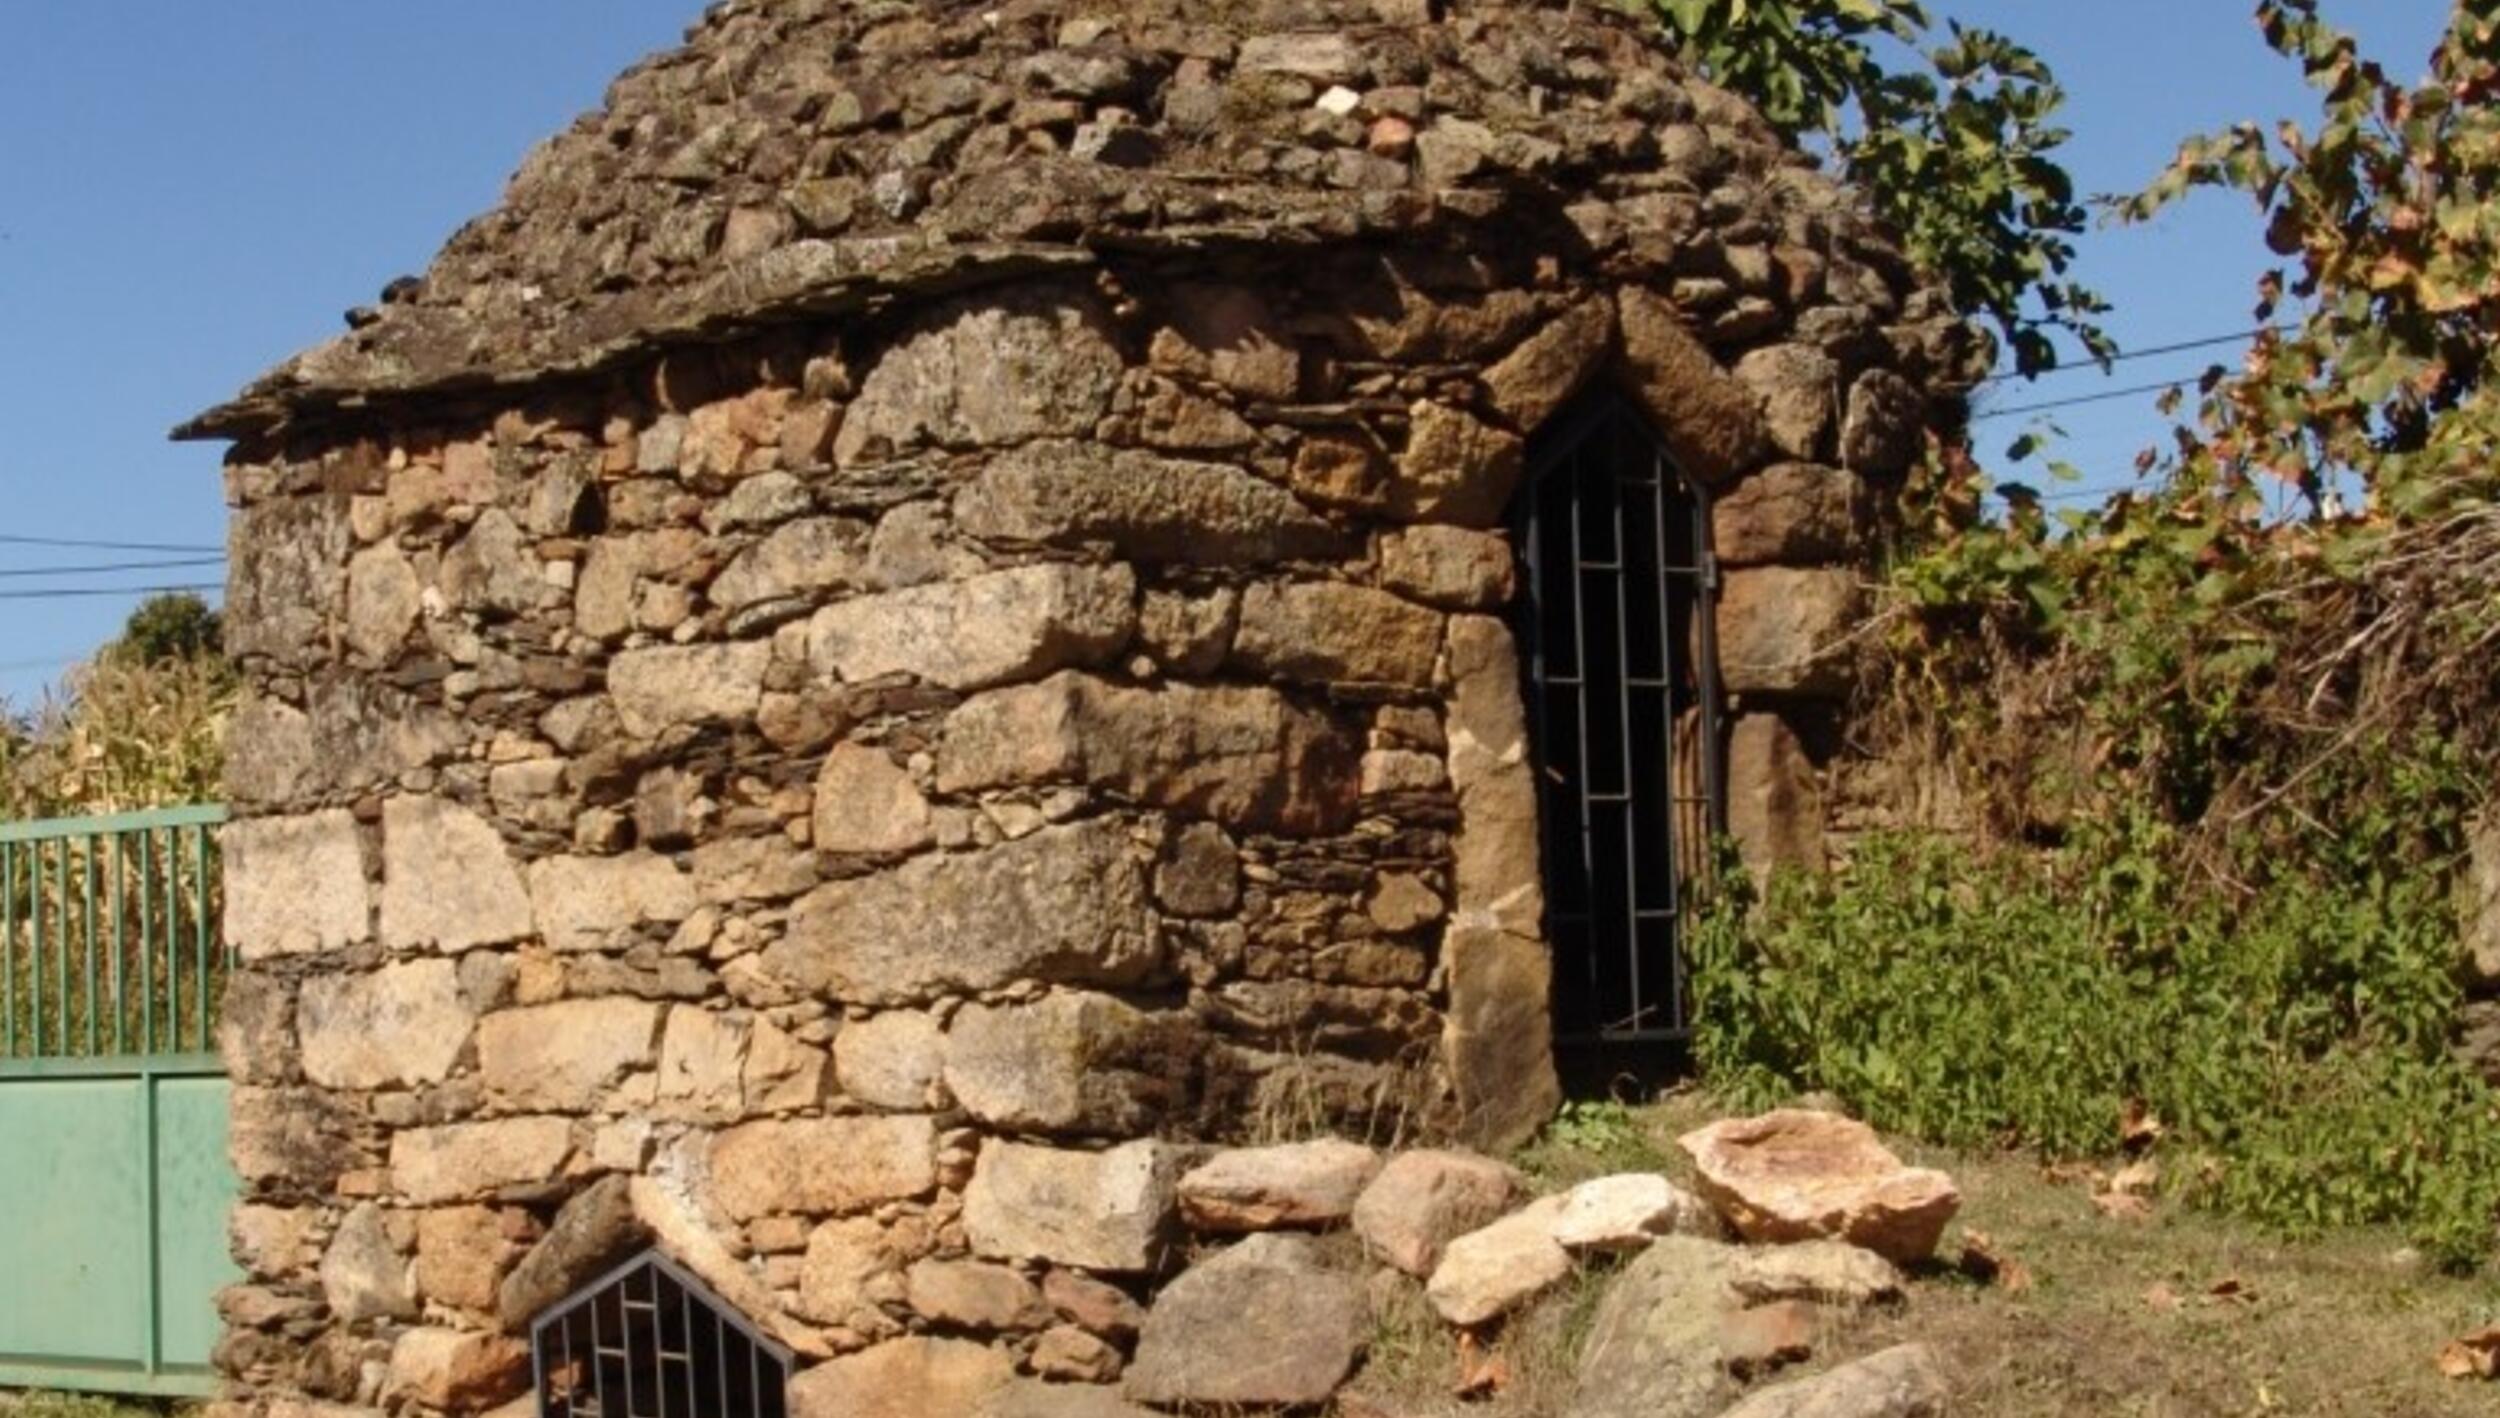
[1689,803,2500,1268]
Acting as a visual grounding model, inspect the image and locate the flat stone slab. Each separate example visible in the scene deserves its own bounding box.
[1124,1234,1365,1409]
[1424,1198,1572,1327]
[1679,1111,1960,1263]
[1177,1138,1381,1233]
[1730,1240,1906,1308]
[1547,1172,1722,1253]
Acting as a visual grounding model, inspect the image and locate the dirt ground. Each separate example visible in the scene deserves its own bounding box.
[1350,1091,2500,1417]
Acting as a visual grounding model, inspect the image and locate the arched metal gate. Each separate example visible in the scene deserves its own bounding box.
[1512,392,1725,1045]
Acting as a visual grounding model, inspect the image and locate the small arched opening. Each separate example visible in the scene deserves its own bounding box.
[532,1249,792,1418]
[1511,390,1726,1046]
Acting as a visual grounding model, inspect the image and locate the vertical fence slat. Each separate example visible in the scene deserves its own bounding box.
[138,828,156,1057]
[160,829,180,1057]
[110,831,126,1055]
[193,823,212,1054]
[51,842,68,1055]
[31,842,47,1058]
[3,842,15,1059]
[82,832,98,1057]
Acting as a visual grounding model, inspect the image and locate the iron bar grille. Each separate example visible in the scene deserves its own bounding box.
[1513,393,1724,1044]
[533,1251,790,1418]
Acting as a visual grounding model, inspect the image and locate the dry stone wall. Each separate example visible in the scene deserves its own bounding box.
[199,2,1968,1413]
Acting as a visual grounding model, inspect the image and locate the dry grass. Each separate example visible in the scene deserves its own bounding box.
[1851,1143,2500,1417]
[1341,1091,2500,1417]
[0,1396,188,1418]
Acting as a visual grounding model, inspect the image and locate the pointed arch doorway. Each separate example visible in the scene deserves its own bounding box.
[1511,390,1726,1045]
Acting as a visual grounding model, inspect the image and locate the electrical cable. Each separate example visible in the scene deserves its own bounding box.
[1978,325,2298,387]
[0,583,223,602]
[1972,376,2210,423]
[0,557,224,580]
[0,534,225,555]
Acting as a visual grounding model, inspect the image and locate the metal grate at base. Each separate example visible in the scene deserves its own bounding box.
[532,1250,791,1418]
[1513,391,1724,1045]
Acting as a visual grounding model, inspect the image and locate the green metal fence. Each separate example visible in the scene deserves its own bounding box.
[0,804,237,1399]
[1,804,227,1061]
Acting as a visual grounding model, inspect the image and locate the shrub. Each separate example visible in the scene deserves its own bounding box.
[1690,819,2500,1269]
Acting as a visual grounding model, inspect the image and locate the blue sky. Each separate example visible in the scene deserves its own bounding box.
[0,0,2456,707]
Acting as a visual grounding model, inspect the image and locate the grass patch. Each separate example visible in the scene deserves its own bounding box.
[1849,1142,2500,1417]
[1689,831,2500,1268]
[0,1396,190,1418]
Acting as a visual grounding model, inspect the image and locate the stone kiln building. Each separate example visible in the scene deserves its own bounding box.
[183,0,1967,1412]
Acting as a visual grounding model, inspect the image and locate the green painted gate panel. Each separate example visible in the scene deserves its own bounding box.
[0,1057,237,1399]
[155,1073,239,1367]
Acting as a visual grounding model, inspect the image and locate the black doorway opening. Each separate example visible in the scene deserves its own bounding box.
[1511,391,1725,1047]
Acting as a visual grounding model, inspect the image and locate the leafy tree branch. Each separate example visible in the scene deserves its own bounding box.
[1651,0,2111,376]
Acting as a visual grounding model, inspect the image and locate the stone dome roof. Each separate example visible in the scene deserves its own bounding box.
[182,0,1905,440]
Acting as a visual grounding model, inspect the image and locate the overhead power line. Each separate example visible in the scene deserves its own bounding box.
[0,534,225,555]
[1979,325,2299,387]
[0,557,224,580]
[1973,377,2208,423]
[0,583,223,602]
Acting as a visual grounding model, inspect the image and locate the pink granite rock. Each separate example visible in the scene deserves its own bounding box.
[1677,1111,1959,1263]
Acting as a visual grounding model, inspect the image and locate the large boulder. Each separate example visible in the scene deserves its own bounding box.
[475,998,663,1111]
[320,1203,417,1325]
[1124,1234,1366,1409]
[813,743,936,857]
[387,1327,530,1411]
[1613,287,1772,484]
[390,1118,574,1204]
[1390,400,1527,526]
[1571,1235,1742,1418]
[1713,463,1870,568]
[607,642,772,736]
[1714,1343,1950,1418]
[1677,1111,1960,1263]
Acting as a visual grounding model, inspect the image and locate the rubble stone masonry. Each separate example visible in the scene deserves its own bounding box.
[189,1,1971,1411]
